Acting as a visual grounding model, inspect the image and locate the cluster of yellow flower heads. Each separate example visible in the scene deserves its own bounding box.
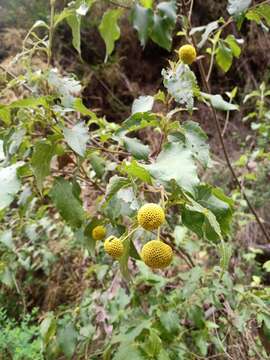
[94,203,173,270]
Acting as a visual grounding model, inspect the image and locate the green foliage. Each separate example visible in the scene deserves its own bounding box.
[0,308,43,360]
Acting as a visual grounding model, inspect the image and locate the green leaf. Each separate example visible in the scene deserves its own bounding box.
[119,238,131,280]
[131,4,153,47]
[201,92,239,111]
[73,98,98,120]
[216,41,233,72]
[63,122,89,157]
[129,240,141,260]
[0,230,14,250]
[118,113,158,136]
[162,63,198,110]
[0,163,23,210]
[150,1,176,51]
[227,0,251,15]
[50,178,85,228]
[121,160,152,184]
[219,241,232,271]
[263,260,270,272]
[123,136,150,160]
[105,176,130,204]
[225,34,241,58]
[6,97,49,109]
[183,198,222,241]
[40,314,57,346]
[145,142,199,195]
[143,329,162,357]
[131,96,154,115]
[114,344,144,360]
[140,0,153,8]
[89,152,106,178]
[58,323,77,359]
[173,121,210,168]
[181,266,203,298]
[160,311,180,334]
[195,185,233,237]
[246,4,270,26]
[0,108,11,125]
[31,141,54,191]
[151,14,172,51]
[66,13,81,55]
[98,9,123,62]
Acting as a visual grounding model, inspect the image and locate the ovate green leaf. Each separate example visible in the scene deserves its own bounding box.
[50,178,85,228]
[98,9,123,62]
[63,122,89,157]
[31,141,54,191]
[123,136,150,160]
[0,163,23,210]
[131,4,153,47]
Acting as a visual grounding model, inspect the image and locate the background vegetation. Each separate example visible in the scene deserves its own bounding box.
[0,0,270,359]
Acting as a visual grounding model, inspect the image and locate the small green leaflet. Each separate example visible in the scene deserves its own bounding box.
[50,177,85,228]
[216,41,233,73]
[131,4,153,47]
[63,122,89,157]
[246,4,270,27]
[201,92,239,111]
[105,175,131,204]
[150,1,177,51]
[145,142,199,195]
[131,1,176,51]
[123,136,150,160]
[0,162,24,210]
[89,152,106,178]
[67,13,81,56]
[40,314,57,347]
[31,141,54,191]
[121,160,152,184]
[99,9,123,62]
[57,322,77,359]
[131,96,154,115]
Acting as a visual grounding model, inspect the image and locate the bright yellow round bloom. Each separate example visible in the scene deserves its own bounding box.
[92,225,106,240]
[141,240,173,269]
[104,237,124,259]
[178,44,197,65]
[137,203,165,231]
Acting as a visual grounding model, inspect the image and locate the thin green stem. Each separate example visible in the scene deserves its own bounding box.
[47,0,55,67]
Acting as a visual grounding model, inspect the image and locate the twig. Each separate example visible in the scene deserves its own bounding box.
[0,64,33,93]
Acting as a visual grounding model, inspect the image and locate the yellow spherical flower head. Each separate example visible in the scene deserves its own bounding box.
[104,236,124,259]
[92,225,106,241]
[141,240,173,269]
[137,203,165,231]
[178,44,196,65]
